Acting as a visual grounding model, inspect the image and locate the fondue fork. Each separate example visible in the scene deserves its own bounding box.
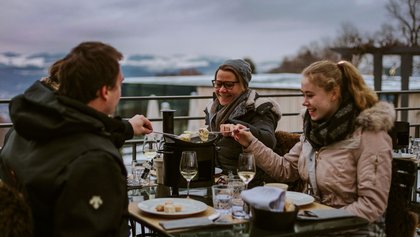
[152,128,250,136]
[209,128,250,134]
[151,131,179,138]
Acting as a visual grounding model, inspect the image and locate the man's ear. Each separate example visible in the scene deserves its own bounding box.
[98,85,109,100]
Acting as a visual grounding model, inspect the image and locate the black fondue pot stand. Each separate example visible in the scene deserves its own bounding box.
[161,134,217,195]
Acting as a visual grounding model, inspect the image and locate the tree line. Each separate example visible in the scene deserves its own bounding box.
[171,0,419,76]
[269,0,420,74]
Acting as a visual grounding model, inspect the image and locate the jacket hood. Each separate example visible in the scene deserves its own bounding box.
[9,81,111,141]
[355,101,395,132]
[246,90,282,119]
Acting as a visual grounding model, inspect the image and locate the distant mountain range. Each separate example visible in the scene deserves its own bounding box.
[0,52,279,99]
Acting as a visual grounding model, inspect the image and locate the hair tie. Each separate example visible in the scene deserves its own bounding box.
[337,62,347,82]
[337,62,350,98]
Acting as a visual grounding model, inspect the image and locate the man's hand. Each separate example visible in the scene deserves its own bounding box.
[129,114,153,135]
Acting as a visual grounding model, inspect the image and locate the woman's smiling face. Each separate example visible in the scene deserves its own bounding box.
[301,76,340,121]
[214,69,246,106]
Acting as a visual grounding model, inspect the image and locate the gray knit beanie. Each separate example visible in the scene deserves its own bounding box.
[216,59,252,87]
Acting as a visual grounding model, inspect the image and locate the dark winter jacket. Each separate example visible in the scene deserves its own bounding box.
[204,90,281,187]
[0,81,133,237]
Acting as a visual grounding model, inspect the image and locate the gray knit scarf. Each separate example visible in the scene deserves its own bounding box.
[209,90,251,131]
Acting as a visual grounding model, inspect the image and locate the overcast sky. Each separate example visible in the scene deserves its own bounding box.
[0,0,390,63]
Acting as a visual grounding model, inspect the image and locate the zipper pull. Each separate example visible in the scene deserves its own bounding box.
[373,155,379,185]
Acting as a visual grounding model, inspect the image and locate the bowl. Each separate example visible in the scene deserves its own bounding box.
[264,182,289,191]
[251,205,298,230]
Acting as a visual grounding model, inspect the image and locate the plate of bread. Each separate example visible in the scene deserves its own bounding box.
[138,198,208,217]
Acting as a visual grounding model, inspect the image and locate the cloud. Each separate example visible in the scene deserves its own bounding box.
[0,0,389,62]
[0,53,45,67]
[124,55,211,70]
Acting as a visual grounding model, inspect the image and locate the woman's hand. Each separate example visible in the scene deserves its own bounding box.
[220,123,254,148]
[219,124,235,136]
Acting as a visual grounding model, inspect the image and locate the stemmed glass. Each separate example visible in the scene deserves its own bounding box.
[131,160,146,186]
[179,151,198,198]
[237,153,256,190]
[142,134,158,161]
[411,138,420,160]
[141,134,159,185]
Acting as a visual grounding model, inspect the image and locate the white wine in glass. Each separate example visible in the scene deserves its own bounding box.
[237,171,255,186]
[142,134,158,160]
[179,151,198,198]
[237,153,256,189]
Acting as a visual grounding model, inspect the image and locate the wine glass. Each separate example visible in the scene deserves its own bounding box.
[237,153,256,190]
[411,138,420,160]
[131,160,146,186]
[179,151,198,198]
[142,134,158,161]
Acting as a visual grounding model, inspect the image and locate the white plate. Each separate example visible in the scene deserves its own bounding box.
[215,167,223,175]
[286,191,315,206]
[137,198,208,217]
[392,153,416,159]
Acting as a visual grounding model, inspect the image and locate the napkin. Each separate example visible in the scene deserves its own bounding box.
[241,186,285,211]
[159,214,233,230]
[160,217,213,230]
[297,209,355,221]
[179,188,207,197]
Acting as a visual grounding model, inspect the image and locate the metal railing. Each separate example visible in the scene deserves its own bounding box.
[1,90,420,155]
[2,90,420,204]
[120,90,420,136]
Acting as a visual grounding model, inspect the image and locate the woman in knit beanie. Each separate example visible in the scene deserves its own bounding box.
[204,59,282,187]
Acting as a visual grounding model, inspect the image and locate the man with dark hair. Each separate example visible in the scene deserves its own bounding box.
[0,41,153,236]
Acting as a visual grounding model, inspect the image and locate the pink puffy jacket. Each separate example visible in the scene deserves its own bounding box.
[245,101,395,223]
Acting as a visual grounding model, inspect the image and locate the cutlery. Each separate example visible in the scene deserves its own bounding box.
[209,128,250,134]
[151,131,179,138]
[208,212,221,222]
[159,212,225,230]
[153,128,250,138]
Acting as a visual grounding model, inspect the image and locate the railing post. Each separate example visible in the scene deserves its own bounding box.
[400,54,413,121]
[132,144,137,162]
[373,52,383,91]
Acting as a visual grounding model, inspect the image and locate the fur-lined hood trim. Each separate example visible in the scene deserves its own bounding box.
[247,90,282,119]
[355,101,396,132]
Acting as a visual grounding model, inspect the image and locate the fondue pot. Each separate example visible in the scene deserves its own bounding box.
[160,134,218,189]
[159,109,218,193]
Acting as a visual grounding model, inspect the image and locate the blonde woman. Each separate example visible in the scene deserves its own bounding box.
[228,60,395,235]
